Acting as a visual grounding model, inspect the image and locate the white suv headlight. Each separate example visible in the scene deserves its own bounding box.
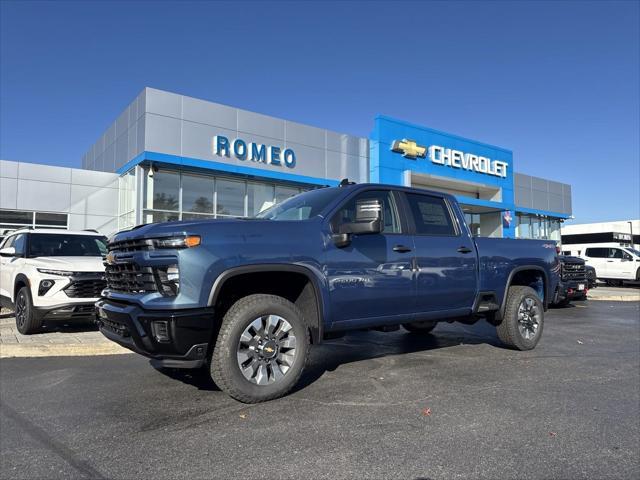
[37,268,73,276]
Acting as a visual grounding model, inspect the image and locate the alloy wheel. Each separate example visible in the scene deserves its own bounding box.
[15,293,26,329]
[236,315,297,386]
[517,296,540,340]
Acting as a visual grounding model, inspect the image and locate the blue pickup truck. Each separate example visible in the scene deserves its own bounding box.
[97,182,560,403]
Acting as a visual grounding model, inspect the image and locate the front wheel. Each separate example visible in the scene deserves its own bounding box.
[15,287,42,335]
[210,294,310,403]
[496,286,544,350]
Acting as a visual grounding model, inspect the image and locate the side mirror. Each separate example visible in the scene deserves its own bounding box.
[0,247,16,257]
[332,199,383,248]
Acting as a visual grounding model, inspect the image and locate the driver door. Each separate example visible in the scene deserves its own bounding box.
[323,189,416,326]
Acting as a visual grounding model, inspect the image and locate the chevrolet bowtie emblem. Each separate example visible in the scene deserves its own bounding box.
[106,252,116,265]
[391,139,427,159]
[264,346,275,353]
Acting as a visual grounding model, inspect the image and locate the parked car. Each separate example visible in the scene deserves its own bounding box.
[97,182,560,403]
[585,265,597,289]
[552,255,587,307]
[579,245,640,286]
[0,229,108,334]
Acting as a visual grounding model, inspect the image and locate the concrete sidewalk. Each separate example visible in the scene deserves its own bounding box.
[588,285,640,302]
[0,312,130,358]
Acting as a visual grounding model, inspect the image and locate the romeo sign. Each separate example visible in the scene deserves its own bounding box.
[213,135,296,168]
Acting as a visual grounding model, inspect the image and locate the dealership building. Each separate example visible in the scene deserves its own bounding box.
[1,87,572,239]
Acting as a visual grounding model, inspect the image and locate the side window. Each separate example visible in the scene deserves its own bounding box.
[2,235,15,250]
[585,248,606,258]
[609,248,624,259]
[332,190,401,234]
[405,193,457,236]
[13,234,26,256]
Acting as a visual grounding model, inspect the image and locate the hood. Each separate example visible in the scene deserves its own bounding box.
[111,217,280,243]
[27,256,105,272]
[559,255,585,265]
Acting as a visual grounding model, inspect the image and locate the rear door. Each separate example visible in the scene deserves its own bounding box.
[583,247,609,278]
[402,192,477,314]
[0,233,27,300]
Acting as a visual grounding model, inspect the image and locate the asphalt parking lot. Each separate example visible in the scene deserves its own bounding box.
[1,301,638,480]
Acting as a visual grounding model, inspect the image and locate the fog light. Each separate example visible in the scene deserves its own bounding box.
[38,279,55,296]
[151,320,170,343]
[154,264,179,296]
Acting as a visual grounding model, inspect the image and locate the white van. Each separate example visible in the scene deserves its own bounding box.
[578,244,640,285]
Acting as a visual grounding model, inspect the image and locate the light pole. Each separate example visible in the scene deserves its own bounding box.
[628,221,634,249]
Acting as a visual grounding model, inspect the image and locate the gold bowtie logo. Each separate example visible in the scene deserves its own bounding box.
[106,252,116,265]
[264,346,275,353]
[391,139,426,159]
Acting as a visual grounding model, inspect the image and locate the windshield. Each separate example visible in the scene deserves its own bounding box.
[28,234,108,257]
[624,248,640,257]
[255,188,343,221]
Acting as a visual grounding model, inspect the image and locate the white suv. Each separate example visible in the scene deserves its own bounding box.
[0,229,108,334]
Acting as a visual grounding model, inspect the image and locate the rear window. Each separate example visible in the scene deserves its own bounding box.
[405,193,457,236]
[28,234,108,257]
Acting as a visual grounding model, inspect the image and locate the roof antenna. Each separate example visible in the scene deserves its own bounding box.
[339,178,355,187]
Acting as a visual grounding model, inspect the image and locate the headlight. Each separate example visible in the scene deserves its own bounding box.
[37,268,72,276]
[153,236,201,249]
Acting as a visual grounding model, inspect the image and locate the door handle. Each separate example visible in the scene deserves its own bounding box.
[393,245,412,253]
[457,246,473,254]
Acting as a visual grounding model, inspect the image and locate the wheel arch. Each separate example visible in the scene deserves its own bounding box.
[207,264,326,344]
[13,273,30,302]
[498,266,549,320]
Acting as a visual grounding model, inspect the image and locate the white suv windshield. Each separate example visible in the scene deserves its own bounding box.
[624,248,640,257]
[28,234,108,257]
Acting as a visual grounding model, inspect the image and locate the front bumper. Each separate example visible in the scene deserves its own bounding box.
[557,279,588,301]
[34,302,97,322]
[96,299,213,368]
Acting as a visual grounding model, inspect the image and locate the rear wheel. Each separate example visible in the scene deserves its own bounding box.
[210,294,310,403]
[496,286,544,350]
[402,320,437,334]
[15,287,42,335]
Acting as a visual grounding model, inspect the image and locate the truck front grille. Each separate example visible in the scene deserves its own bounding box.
[64,279,107,298]
[104,263,158,294]
[562,263,586,282]
[107,238,154,253]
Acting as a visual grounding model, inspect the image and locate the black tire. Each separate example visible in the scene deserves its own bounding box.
[402,320,437,334]
[496,286,544,351]
[636,268,640,282]
[587,269,597,289]
[15,287,42,335]
[210,294,310,403]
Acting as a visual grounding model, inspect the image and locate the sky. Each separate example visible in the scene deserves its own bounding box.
[1,0,638,223]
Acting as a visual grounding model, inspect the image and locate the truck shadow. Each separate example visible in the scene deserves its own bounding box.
[294,321,503,393]
[155,321,502,394]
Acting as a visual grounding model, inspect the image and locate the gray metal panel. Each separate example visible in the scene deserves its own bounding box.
[95,154,104,172]
[115,133,129,171]
[127,123,137,161]
[283,142,326,178]
[71,168,119,188]
[181,121,236,162]
[548,180,564,195]
[145,88,182,118]
[0,160,19,178]
[115,106,130,139]
[18,162,72,183]
[106,123,116,149]
[285,121,325,149]
[326,130,368,157]
[182,95,237,128]
[548,193,564,213]
[136,89,146,121]
[144,113,182,156]
[104,143,116,172]
[326,151,368,182]
[128,97,138,126]
[0,177,17,209]
[563,194,572,215]
[16,179,71,212]
[237,109,284,140]
[514,186,532,208]
[136,115,145,163]
[531,190,549,211]
[70,184,119,216]
[531,176,548,192]
[514,173,531,188]
[68,213,119,235]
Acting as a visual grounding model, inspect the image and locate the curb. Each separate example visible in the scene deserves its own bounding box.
[587,296,640,302]
[0,343,132,359]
